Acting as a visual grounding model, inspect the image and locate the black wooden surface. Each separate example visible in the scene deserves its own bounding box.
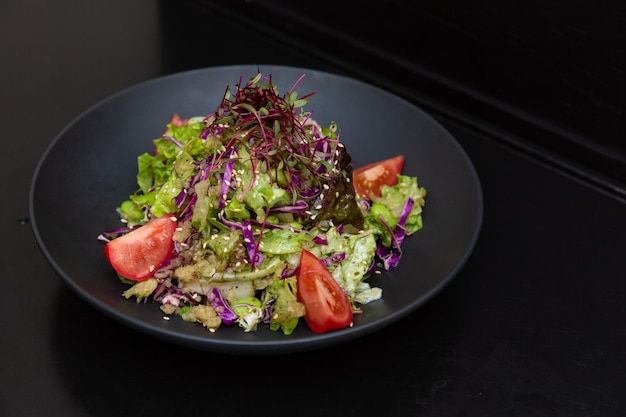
[185,0,626,192]
[2,1,625,416]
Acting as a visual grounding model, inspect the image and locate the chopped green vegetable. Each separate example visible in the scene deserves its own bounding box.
[102,72,426,334]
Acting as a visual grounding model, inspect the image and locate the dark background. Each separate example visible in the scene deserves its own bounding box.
[2,1,625,416]
[180,0,626,196]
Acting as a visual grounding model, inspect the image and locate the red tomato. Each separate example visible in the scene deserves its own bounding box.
[296,249,353,334]
[104,214,178,281]
[169,113,188,127]
[352,155,405,199]
[161,114,188,138]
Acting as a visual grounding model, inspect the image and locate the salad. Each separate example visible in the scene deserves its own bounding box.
[99,72,426,335]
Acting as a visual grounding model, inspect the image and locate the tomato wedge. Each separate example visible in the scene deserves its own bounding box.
[296,249,353,334]
[169,113,188,127]
[352,155,405,199]
[104,214,178,281]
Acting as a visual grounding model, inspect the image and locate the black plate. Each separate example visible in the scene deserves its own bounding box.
[29,65,483,354]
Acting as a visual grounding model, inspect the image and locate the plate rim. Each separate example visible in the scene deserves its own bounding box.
[29,64,484,354]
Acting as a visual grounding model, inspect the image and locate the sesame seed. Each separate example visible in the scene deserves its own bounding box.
[163,316,170,321]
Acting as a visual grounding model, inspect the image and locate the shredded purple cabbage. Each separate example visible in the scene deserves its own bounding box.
[207,287,238,325]
[218,213,264,267]
[162,135,184,148]
[313,235,328,245]
[263,300,276,323]
[371,196,415,270]
[322,252,346,267]
[219,159,235,209]
[376,245,401,270]
[268,200,308,215]
[279,265,297,279]
[393,197,414,248]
